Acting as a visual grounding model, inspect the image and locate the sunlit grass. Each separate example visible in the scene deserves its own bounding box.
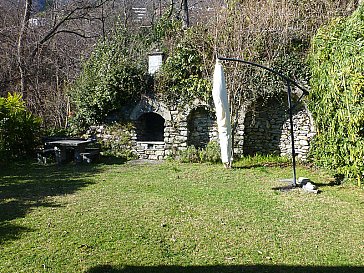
[0,159,363,272]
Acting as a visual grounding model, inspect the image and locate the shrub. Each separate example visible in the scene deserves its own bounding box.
[0,93,42,159]
[68,27,153,133]
[199,141,221,163]
[87,123,137,160]
[178,141,221,164]
[178,145,200,163]
[308,4,364,185]
[155,27,213,105]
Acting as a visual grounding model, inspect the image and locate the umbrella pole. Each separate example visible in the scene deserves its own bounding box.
[217,57,308,186]
[287,81,297,187]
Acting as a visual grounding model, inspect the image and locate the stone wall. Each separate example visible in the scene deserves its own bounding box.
[187,107,215,148]
[243,97,315,160]
[87,94,315,161]
[128,98,219,160]
[133,141,166,160]
[163,104,218,157]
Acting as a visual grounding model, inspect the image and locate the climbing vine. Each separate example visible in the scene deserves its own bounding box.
[308,4,364,185]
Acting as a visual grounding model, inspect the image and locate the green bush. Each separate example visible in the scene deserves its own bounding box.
[308,5,364,185]
[178,145,200,163]
[68,27,152,133]
[156,27,213,105]
[0,93,42,159]
[199,141,221,163]
[90,123,137,160]
[178,141,221,163]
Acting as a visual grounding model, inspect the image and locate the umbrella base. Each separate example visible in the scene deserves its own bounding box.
[275,178,319,194]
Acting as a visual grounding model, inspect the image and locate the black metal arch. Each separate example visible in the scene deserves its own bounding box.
[218,56,309,187]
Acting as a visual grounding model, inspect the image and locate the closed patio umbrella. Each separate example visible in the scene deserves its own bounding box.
[212,59,232,168]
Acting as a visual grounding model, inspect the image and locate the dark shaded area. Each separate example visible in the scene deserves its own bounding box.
[136,113,165,141]
[233,162,290,170]
[87,264,364,273]
[0,222,32,244]
[272,185,301,192]
[99,156,128,165]
[272,177,339,192]
[187,107,214,149]
[0,161,100,245]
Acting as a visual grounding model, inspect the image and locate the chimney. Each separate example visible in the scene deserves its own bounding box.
[148,50,164,75]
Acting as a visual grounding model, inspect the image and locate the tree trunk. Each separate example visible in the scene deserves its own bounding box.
[181,0,189,29]
[168,0,175,18]
[17,0,32,101]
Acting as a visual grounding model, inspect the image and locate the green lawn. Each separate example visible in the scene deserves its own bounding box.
[0,158,363,273]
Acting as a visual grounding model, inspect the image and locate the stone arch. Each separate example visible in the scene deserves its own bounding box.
[130,96,171,122]
[135,112,165,141]
[187,106,215,148]
[243,95,315,160]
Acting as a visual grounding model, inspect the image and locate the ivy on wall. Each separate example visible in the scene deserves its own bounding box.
[308,4,364,185]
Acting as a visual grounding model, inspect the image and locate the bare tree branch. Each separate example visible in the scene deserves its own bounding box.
[31,0,110,59]
[181,0,189,29]
[53,29,99,39]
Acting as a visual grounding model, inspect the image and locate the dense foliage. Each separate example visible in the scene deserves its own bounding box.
[0,93,41,159]
[204,0,355,137]
[155,27,214,105]
[69,17,214,132]
[308,4,364,184]
[68,27,153,132]
[68,1,355,130]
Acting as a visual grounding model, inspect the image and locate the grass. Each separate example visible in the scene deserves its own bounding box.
[0,157,363,273]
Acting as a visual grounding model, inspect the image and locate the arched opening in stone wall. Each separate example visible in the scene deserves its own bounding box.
[136,112,165,142]
[187,107,214,148]
[243,97,288,155]
[243,95,313,160]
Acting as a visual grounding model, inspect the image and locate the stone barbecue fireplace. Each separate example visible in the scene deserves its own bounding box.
[135,112,165,141]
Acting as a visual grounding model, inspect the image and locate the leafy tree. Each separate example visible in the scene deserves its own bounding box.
[68,27,153,132]
[308,4,364,185]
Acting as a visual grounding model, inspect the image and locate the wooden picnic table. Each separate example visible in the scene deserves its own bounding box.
[45,139,95,164]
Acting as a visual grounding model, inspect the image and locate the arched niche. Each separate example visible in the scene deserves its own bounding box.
[243,94,313,159]
[187,107,214,148]
[136,112,165,142]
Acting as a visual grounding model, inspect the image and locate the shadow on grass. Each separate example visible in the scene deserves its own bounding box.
[0,222,32,244]
[0,161,102,245]
[87,265,364,273]
[99,155,128,165]
[232,162,290,170]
